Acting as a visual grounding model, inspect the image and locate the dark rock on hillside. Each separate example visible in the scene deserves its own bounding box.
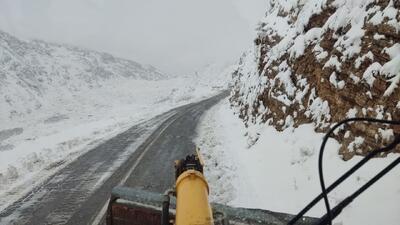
[231,0,400,159]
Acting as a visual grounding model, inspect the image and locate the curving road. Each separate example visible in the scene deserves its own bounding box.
[0,92,228,225]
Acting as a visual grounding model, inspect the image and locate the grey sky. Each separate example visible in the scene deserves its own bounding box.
[0,0,266,75]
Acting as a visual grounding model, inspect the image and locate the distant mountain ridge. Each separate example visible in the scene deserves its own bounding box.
[0,29,166,123]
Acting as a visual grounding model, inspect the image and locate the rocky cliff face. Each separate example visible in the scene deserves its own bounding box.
[231,0,400,159]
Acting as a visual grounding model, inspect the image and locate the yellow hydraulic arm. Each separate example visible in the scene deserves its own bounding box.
[106,148,317,225]
[174,149,213,225]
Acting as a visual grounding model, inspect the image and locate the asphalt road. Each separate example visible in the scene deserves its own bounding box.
[0,92,228,225]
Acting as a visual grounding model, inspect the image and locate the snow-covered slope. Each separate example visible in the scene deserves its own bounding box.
[0,29,164,126]
[231,0,400,159]
[0,29,228,210]
[195,1,400,224]
[195,99,400,225]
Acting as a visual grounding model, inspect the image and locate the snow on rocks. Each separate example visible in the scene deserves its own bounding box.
[231,0,400,159]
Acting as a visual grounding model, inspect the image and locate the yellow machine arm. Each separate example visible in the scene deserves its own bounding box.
[106,149,317,225]
[174,150,213,225]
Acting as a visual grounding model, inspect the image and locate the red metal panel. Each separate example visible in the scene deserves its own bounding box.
[110,203,162,225]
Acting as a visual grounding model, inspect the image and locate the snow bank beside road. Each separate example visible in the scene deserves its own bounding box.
[195,99,400,225]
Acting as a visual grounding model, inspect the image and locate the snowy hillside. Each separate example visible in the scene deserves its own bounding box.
[0,29,228,210]
[231,0,400,159]
[194,1,400,225]
[0,29,164,125]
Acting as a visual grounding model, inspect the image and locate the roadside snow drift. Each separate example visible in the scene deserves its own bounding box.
[195,99,400,225]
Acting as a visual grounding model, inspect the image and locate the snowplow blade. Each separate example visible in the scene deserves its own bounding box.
[106,186,317,225]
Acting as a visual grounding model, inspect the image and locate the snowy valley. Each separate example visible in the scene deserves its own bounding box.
[0,29,228,211]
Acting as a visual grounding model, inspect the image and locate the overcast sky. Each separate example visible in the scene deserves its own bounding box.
[0,0,266,75]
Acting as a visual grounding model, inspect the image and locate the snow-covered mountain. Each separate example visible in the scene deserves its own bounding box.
[0,29,165,125]
[0,29,228,209]
[230,0,400,159]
